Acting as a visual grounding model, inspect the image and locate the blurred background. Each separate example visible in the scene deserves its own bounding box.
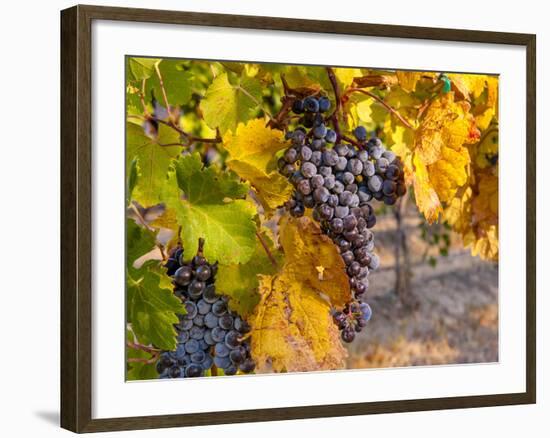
[346,200,498,368]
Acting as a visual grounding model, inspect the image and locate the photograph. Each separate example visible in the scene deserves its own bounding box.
[125,57,499,380]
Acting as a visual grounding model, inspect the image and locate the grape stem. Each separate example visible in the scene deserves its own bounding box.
[345,88,414,130]
[256,231,278,267]
[326,67,342,138]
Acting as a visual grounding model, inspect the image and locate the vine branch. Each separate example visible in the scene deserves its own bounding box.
[346,88,414,130]
[256,231,278,268]
[126,341,161,354]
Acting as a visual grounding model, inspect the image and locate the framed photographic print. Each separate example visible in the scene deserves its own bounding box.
[60,4,536,433]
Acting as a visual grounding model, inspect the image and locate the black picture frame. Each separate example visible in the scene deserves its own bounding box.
[61,4,536,433]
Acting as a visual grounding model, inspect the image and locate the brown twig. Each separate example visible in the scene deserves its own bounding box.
[256,232,278,268]
[126,341,161,354]
[346,88,414,130]
[127,352,160,365]
[127,115,222,149]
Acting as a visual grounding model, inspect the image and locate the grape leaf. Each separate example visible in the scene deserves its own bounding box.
[472,174,498,225]
[448,73,488,101]
[126,157,139,203]
[396,71,423,92]
[334,67,362,89]
[127,219,156,274]
[427,143,470,203]
[217,230,282,317]
[126,220,183,350]
[249,216,350,372]
[127,270,183,350]
[200,72,262,134]
[126,350,158,381]
[162,153,257,264]
[129,57,161,81]
[223,118,293,213]
[250,274,347,373]
[392,93,480,223]
[126,121,182,206]
[150,60,195,106]
[126,330,158,381]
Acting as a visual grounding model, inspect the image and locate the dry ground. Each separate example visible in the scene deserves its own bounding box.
[346,211,499,369]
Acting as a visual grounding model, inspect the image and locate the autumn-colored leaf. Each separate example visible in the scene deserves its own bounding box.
[472,174,498,225]
[427,143,470,203]
[278,216,352,307]
[200,72,263,134]
[353,74,398,89]
[250,274,347,373]
[217,230,283,317]
[223,119,294,213]
[449,73,488,101]
[412,155,443,223]
[334,67,362,89]
[396,71,423,92]
[249,216,351,372]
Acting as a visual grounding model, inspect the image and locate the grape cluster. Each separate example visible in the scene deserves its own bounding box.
[157,239,255,378]
[278,95,406,343]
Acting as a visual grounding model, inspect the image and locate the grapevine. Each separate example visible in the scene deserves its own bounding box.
[124,57,499,378]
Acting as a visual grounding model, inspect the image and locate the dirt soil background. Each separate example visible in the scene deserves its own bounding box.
[346,207,499,369]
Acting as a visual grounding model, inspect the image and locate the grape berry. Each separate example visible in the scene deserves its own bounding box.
[279,95,406,343]
[157,239,255,378]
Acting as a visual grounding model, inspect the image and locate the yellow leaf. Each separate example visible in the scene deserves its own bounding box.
[443,176,498,262]
[443,186,472,235]
[334,67,362,89]
[448,74,488,100]
[475,129,499,169]
[412,155,442,223]
[472,174,498,224]
[279,216,352,306]
[414,93,479,165]
[471,225,498,261]
[223,119,294,213]
[149,207,177,230]
[249,216,351,372]
[396,71,423,92]
[474,76,499,131]
[251,274,347,372]
[427,144,470,203]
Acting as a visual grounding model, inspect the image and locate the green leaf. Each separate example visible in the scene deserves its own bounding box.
[126,351,158,381]
[200,72,262,134]
[126,219,156,274]
[126,330,159,381]
[127,158,139,203]
[126,121,181,206]
[152,60,195,105]
[127,269,183,350]
[163,153,257,264]
[129,57,161,81]
[217,230,282,316]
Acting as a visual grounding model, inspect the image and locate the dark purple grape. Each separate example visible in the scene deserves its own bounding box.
[173,266,192,287]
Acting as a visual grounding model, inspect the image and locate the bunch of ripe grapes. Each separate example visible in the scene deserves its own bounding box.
[157,239,255,378]
[278,95,406,343]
